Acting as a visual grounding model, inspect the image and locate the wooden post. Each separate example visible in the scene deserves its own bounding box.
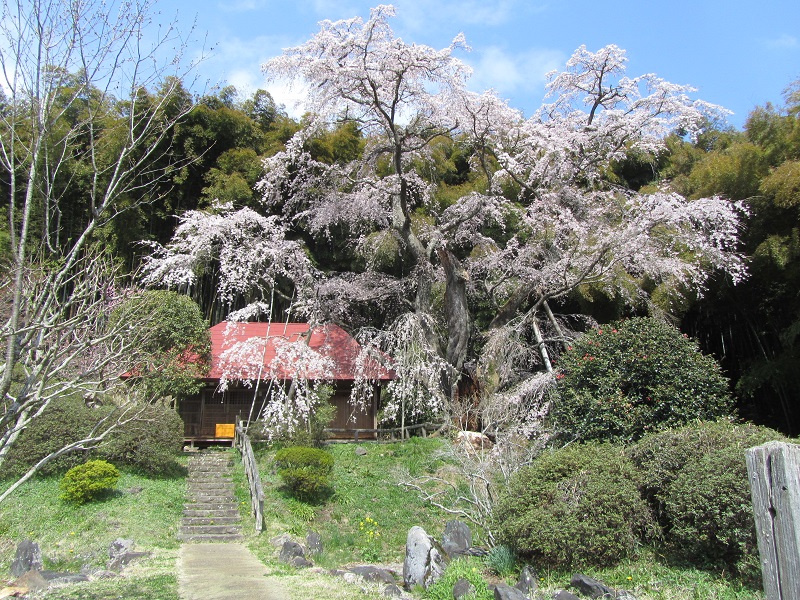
[746,441,800,599]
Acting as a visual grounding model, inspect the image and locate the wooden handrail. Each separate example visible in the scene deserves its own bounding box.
[234,421,265,533]
[325,422,443,441]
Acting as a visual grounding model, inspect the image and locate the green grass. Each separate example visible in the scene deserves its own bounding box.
[0,463,186,599]
[235,437,455,569]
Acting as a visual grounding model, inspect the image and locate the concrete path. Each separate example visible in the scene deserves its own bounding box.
[178,542,286,600]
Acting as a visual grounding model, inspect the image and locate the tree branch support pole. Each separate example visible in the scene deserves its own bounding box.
[746,441,800,599]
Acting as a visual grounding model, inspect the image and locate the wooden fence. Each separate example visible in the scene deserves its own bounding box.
[746,441,800,599]
[234,422,265,533]
[326,422,442,442]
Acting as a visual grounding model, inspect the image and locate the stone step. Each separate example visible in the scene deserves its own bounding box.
[178,533,244,543]
[186,495,236,504]
[183,508,240,518]
[180,524,241,536]
[182,516,241,526]
[186,480,233,491]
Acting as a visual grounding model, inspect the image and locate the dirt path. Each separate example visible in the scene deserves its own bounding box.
[177,542,286,600]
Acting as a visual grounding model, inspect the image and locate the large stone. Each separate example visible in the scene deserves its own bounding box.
[107,538,149,571]
[403,526,448,590]
[442,520,472,558]
[515,565,538,596]
[349,565,396,584]
[554,592,581,600]
[278,540,309,567]
[10,569,48,592]
[453,577,476,599]
[306,531,323,555]
[570,574,615,598]
[10,540,43,577]
[493,582,529,600]
[455,431,494,453]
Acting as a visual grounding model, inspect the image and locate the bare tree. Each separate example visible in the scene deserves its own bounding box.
[0,0,203,493]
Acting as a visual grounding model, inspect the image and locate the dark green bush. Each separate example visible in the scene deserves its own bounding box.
[2,397,101,477]
[552,317,734,443]
[628,419,785,574]
[60,460,120,504]
[274,446,334,502]
[493,443,653,569]
[98,403,184,475]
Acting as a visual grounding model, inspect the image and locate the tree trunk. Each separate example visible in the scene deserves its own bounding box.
[438,248,471,397]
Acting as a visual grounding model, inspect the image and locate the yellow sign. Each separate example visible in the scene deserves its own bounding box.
[215,423,235,438]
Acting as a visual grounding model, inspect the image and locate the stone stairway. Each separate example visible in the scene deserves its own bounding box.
[179,452,243,543]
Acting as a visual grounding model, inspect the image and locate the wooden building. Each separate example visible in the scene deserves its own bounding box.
[179,321,394,444]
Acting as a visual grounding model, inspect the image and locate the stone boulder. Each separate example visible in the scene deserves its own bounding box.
[403,526,448,589]
[493,582,529,600]
[515,565,538,597]
[10,540,43,578]
[571,574,615,598]
[107,538,149,571]
[455,431,493,453]
[442,520,472,558]
[278,540,313,568]
[453,577,476,599]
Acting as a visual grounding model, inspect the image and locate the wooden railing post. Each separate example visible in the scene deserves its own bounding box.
[746,441,800,599]
[235,421,265,533]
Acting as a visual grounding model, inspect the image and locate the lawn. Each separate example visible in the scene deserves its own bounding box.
[0,438,767,600]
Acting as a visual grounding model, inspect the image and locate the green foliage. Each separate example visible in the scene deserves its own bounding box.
[628,420,785,574]
[98,403,184,475]
[484,544,517,578]
[60,460,120,504]
[552,317,734,443]
[274,446,335,502]
[111,290,209,400]
[494,443,652,569]
[3,396,101,477]
[424,557,493,600]
[3,398,184,478]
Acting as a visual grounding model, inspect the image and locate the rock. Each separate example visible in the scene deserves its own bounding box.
[10,540,43,577]
[403,526,448,590]
[453,577,476,599]
[493,582,529,600]
[87,570,119,580]
[288,555,314,568]
[270,533,294,548]
[349,566,396,584]
[355,446,368,456]
[442,520,472,558]
[306,531,323,555]
[570,574,615,598]
[615,593,638,600]
[515,565,538,596]
[279,540,307,564]
[554,592,581,600]
[44,573,90,585]
[455,431,494,453]
[384,582,404,597]
[10,569,48,592]
[107,539,149,571]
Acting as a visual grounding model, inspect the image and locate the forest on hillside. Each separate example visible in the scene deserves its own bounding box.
[3,0,800,447]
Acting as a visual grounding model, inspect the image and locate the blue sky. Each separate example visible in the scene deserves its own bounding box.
[161,0,800,129]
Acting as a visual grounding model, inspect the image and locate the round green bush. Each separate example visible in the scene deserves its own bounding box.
[274,446,334,502]
[628,419,785,573]
[493,443,653,569]
[60,460,120,504]
[552,317,734,443]
[97,403,184,474]
[2,397,103,477]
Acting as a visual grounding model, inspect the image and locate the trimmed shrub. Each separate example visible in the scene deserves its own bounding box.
[552,317,734,443]
[60,460,120,504]
[98,403,184,474]
[628,419,785,574]
[2,397,102,477]
[274,446,334,502]
[493,443,652,569]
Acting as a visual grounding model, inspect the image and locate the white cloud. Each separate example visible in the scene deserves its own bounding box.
[467,46,563,106]
[765,34,798,49]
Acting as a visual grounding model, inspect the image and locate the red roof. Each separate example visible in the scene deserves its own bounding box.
[206,322,395,382]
